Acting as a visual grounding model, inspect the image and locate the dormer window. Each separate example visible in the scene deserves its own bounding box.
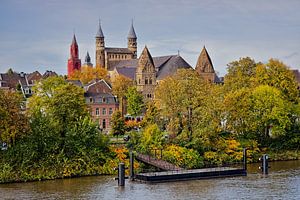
[89,97,93,103]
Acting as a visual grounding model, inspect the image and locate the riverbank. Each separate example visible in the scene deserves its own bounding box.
[0,148,298,184]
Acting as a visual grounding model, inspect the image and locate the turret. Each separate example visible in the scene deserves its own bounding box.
[95,20,105,68]
[127,21,137,59]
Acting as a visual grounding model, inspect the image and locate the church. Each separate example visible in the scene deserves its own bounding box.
[67,21,221,100]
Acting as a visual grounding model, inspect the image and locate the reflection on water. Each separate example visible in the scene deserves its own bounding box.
[0,160,299,200]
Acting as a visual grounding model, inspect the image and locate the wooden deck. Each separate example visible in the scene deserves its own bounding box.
[135,167,247,183]
[135,153,183,171]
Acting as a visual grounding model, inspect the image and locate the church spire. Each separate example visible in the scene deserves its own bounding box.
[72,34,77,45]
[195,46,214,73]
[85,51,91,63]
[128,21,137,39]
[96,19,104,38]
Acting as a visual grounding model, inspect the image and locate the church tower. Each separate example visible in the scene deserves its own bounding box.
[67,34,81,78]
[83,51,93,68]
[136,46,156,100]
[127,22,137,59]
[95,21,105,68]
[195,46,216,82]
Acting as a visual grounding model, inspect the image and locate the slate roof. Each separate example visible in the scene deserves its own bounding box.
[156,55,192,80]
[0,72,27,89]
[128,23,137,39]
[96,21,104,38]
[113,55,192,80]
[42,70,58,78]
[115,67,136,79]
[67,80,83,87]
[105,47,133,54]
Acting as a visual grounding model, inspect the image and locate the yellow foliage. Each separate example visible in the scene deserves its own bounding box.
[69,66,108,84]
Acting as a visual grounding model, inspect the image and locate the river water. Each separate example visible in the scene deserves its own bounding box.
[0,160,299,200]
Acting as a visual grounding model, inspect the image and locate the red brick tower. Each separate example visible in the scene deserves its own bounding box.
[67,34,81,78]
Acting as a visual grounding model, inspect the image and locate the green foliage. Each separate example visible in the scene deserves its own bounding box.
[0,90,29,145]
[110,110,126,136]
[139,124,165,152]
[162,144,204,169]
[126,86,144,117]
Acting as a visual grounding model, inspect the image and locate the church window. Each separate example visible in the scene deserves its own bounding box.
[145,78,148,85]
[96,108,99,116]
[149,78,152,84]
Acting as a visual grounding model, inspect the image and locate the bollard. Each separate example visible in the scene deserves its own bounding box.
[118,163,125,186]
[259,154,269,174]
[129,151,134,181]
[243,148,247,171]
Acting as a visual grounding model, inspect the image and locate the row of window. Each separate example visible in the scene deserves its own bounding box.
[95,107,114,116]
[109,54,130,59]
[89,97,114,103]
[138,78,153,85]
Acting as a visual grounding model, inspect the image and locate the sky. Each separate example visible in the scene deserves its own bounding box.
[0,0,299,76]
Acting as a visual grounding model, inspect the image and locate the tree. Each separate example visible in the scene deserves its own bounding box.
[112,75,134,115]
[0,90,29,145]
[155,69,210,138]
[126,86,144,117]
[28,76,88,138]
[110,110,126,136]
[250,85,292,141]
[224,57,258,92]
[69,66,108,84]
[141,101,160,127]
[254,59,299,102]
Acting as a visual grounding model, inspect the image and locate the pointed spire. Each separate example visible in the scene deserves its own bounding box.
[96,19,104,38]
[195,46,214,73]
[128,20,137,39]
[85,51,91,63]
[72,34,77,45]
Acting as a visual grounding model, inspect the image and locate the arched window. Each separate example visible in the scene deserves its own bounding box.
[138,79,141,84]
[145,78,148,85]
[149,78,152,84]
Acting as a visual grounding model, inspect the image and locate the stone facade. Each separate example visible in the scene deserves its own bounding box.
[136,46,156,100]
[95,22,137,70]
[195,46,218,82]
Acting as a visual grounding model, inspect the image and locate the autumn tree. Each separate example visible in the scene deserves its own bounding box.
[110,110,126,136]
[112,75,134,115]
[254,59,299,102]
[126,86,144,117]
[155,69,211,138]
[69,66,108,84]
[0,90,29,146]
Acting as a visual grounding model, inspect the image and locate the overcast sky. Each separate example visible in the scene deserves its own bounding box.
[0,0,299,76]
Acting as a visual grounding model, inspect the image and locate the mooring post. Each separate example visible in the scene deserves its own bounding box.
[259,154,269,174]
[129,150,134,181]
[243,148,247,171]
[118,163,125,186]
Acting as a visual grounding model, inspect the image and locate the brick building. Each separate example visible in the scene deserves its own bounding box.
[84,79,119,132]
